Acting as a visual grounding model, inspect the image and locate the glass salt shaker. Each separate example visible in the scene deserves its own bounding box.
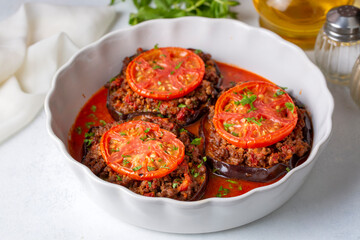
[350,55,360,107]
[314,5,360,85]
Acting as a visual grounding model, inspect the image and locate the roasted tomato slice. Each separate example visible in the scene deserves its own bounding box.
[99,120,185,180]
[213,81,298,148]
[126,47,205,100]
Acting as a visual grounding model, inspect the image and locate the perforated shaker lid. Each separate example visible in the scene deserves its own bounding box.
[324,5,360,42]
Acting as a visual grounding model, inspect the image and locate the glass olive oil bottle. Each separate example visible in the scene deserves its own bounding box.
[253,0,355,49]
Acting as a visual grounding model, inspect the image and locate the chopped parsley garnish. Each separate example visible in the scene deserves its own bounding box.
[175,61,183,69]
[230,81,236,87]
[234,100,241,106]
[91,105,97,112]
[285,102,295,113]
[133,165,142,171]
[85,122,95,129]
[88,113,97,119]
[194,49,202,54]
[245,117,264,126]
[157,81,161,85]
[147,166,155,171]
[178,104,187,108]
[190,138,202,145]
[238,185,243,191]
[110,148,119,153]
[140,135,148,141]
[179,128,188,133]
[75,127,82,135]
[109,77,116,83]
[84,139,93,146]
[203,156,207,162]
[99,120,106,126]
[172,182,179,188]
[153,65,164,70]
[240,93,257,112]
[216,186,230,197]
[116,175,122,181]
[286,167,291,172]
[223,123,235,131]
[273,89,285,97]
[160,164,169,169]
[154,43,159,49]
[122,154,131,158]
[148,181,152,188]
[119,132,126,136]
[173,146,179,151]
[84,132,94,138]
[170,71,175,75]
[197,163,203,168]
[231,132,239,137]
[226,179,237,184]
[144,128,151,133]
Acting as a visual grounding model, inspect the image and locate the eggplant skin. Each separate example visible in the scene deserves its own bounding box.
[105,48,222,127]
[200,105,313,183]
[81,113,208,201]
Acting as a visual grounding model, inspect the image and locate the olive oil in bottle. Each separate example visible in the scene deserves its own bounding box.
[253,0,355,49]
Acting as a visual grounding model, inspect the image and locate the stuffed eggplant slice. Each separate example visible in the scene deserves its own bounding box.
[82,113,208,201]
[106,47,222,126]
[201,81,312,182]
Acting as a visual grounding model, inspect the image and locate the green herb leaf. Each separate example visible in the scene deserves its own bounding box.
[84,139,93,146]
[85,122,95,129]
[133,165,142,171]
[148,181,152,188]
[91,105,97,112]
[116,175,122,181]
[154,43,159,49]
[194,49,202,54]
[190,137,202,145]
[84,132,94,138]
[147,166,155,171]
[120,132,126,136]
[75,127,82,135]
[231,132,239,137]
[170,71,175,75]
[285,102,295,113]
[179,128,188,133]
[226,179,237,184]
[223,122,235,131]
[145,128,151,133]
[273,89,285,97]
[99,120,107,126]
[175,61,183,69]
[178,104,187,108]
[240,93,257,112]
[153,65,164,70]
[245,117,264,126]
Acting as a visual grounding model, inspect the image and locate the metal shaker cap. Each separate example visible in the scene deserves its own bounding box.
[324,5,360,42]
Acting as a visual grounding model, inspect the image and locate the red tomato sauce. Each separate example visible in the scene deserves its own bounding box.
[68,62,283,199]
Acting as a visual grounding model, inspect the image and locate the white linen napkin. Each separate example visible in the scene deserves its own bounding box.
[0,3,116,144]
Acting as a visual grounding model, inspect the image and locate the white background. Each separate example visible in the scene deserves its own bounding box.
[0,0,359,239]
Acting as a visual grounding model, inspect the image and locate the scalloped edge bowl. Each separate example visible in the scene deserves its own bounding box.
[45,17,333,233]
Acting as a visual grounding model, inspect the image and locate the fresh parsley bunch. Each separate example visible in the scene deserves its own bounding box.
[111,0,240,25]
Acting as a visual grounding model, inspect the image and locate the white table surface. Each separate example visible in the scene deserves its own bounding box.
[1,0,360,239]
